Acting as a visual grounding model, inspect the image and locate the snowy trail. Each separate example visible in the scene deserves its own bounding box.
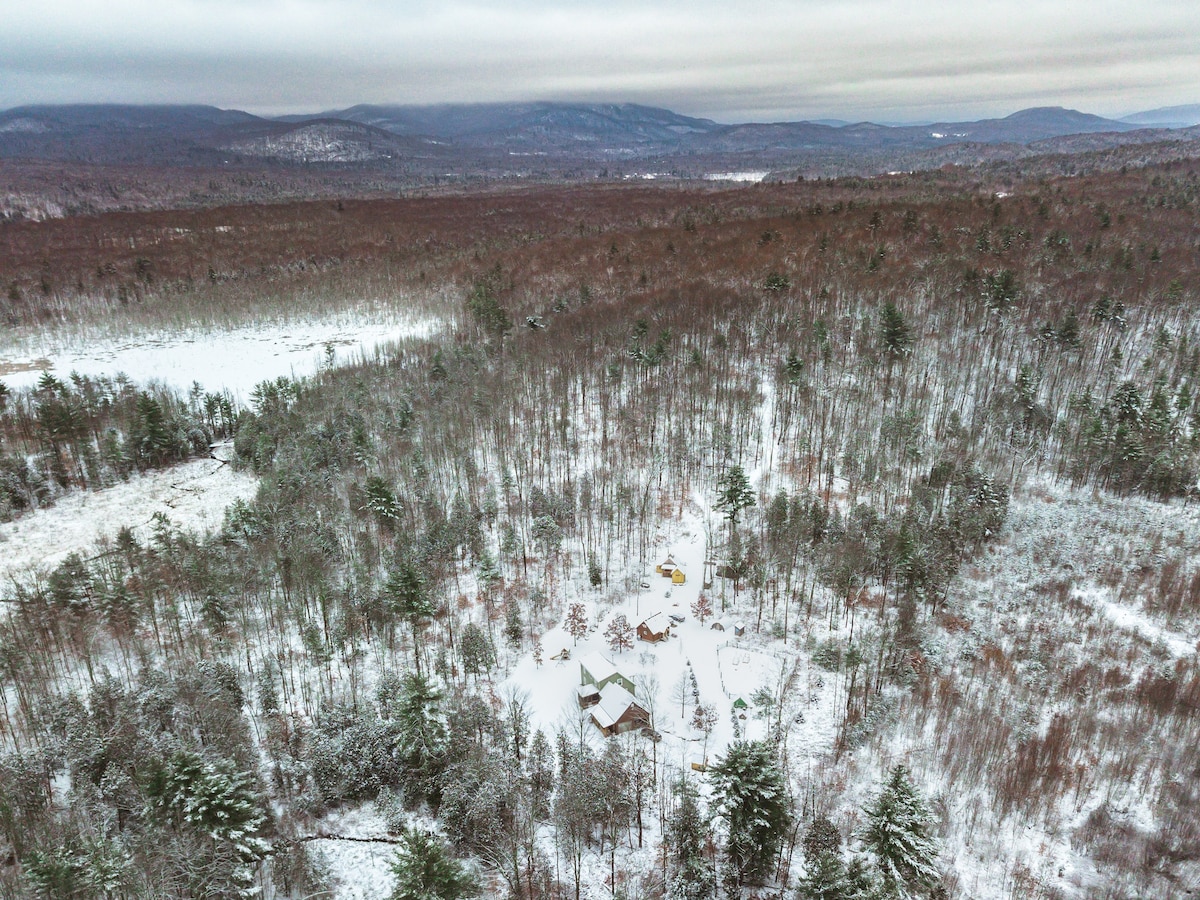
[749,366,776,491]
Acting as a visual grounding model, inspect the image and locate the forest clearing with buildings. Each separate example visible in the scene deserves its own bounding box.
[1,144,1199,900]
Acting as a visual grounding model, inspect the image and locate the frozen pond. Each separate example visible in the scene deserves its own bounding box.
[0,315,439,400]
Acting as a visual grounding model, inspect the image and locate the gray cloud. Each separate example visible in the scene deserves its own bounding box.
[3,0,1198,120]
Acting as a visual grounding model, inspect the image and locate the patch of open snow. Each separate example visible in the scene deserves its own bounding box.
[309,804,401,900]
[0,443,257,580]
[704,171,770,182]
[0,316,440,402]
[1095,594,1197,658]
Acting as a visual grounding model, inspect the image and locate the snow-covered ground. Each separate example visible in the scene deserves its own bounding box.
[0,443,257,581]
[0,315,439,400]
[308,805,402,900]
[703,171,770,182]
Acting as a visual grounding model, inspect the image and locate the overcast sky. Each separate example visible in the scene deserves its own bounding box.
[3,0,1198,122]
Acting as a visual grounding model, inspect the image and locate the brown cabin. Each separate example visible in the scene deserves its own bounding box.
[591,683,650,737]
[637,612,670,643]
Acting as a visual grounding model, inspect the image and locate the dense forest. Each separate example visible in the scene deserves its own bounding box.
[2,153,1200,899]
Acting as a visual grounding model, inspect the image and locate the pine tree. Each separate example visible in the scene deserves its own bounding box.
[527,729,554,820]
[395,673,448,807]
[796,849,851,900]
[859,765,941,898]
[707,740,791,886]
[390,825,478,900]
[665,777,714,900]
[460,622,495,678]
[879,302,912,359]
[716,465,755,527]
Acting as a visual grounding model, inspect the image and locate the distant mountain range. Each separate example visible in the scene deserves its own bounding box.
[1,100,1197,173]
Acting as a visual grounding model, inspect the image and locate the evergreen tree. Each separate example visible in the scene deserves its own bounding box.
[395,673,449,806]
[707,740,791,886]
[527,729,555,820]
[797,850,851,900]
[664,776,714,900]
[859,765,941,898]
[879,302,912,359]
[716,465,755,527]
[460,622,495,678]
[390,825,478,900]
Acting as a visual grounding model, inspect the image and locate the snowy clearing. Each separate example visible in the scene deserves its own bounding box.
[703,171,770,182]
[0,444,257,581]
[0,314,440,400]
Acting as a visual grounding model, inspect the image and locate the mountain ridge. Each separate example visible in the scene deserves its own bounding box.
[0,100,1196,174]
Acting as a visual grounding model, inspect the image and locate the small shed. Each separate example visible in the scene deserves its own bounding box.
[671,567,686,585]
[591,683,650,737]
[733,621,746,637]
[637,612,671,643]
[579,652,636,694]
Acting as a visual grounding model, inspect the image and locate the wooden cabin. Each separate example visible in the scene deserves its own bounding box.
[637,612,670,643]
[671,567,686,585]
[591,683,650,737]
[657,556,677,578]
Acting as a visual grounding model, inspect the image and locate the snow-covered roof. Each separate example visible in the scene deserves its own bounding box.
[639,611,668,630]
[591,683,643,729]
[579,652,619,684]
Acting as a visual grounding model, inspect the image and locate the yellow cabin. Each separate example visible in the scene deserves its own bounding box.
[671,568,686,585]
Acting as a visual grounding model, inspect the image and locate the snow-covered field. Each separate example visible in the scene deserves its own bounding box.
[703,171,770,182]
[0,315,439,400]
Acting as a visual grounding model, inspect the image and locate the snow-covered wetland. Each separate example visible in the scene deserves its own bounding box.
[0,314,440,399]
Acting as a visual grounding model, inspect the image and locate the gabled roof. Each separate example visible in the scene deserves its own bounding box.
[639,611,668,630]
[591,682,644,729]
[579,651,619,684]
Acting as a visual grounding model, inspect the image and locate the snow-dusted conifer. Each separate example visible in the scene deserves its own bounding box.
[665,776,714,900]
[859,764,941,897]
[389,825,477,900]
[707,739,790,886]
